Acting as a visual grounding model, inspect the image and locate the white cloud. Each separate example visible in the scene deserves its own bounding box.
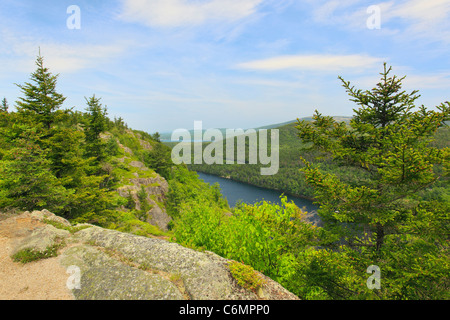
[307,0,450,43]
[384,0,450,42]
[0,28,128,74]
[388,0,450,23]
[402,72,450,90]
[236,54,384,72]
[37,43,126,73]
[118,0,264,28]
[311,0,361,24]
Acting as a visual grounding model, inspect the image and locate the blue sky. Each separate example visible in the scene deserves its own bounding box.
[1,0,450,133]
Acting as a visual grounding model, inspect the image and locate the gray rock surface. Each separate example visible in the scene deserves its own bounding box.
[30,209,72,227]
[68,226,298,300]
[12,224,70,256]
[59,245,184,300]
[117,173,172,231]
[8,210,299,300]
[147,204,172,232]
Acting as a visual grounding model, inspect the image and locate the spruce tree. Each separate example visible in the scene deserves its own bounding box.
[295,63,450,299]
[297,63,449,250]
[84,94,108,164]
[0,124,69,212]
[15,51,66,130]
[1,97,8,113]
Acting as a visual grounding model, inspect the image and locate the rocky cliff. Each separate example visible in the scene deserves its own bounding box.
[0,209,299,300]
[100,130,173,232]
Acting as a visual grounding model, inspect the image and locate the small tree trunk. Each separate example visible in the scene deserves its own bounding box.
[375,223,384,251]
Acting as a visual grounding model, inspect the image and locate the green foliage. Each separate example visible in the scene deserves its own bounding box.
[125,191,135,210]
[15,51,66,130]
[165,166,229,218]
[1,97,8,113]
[0,124,70,212]
[143,143,173,180]
[109,210,169,238]
[105,136,120,157]
[84,95,108,164]
[137,186,150,212]
[296,63,449,251]
[43,219,91,234]
[292,63,450,299]
[227,261,266,292]
[47,127,86,180]
[173,195,319,282]
[152,132,161,142]
[12,242,64,264]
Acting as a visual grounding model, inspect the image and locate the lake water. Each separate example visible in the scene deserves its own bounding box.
[196,171,319,214]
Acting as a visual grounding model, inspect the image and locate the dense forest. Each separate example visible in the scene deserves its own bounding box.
[0,53,228,237]
[187,119,449,204]
[1,54,449,299]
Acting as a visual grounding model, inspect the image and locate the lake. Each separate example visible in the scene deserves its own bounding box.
[196,171,319,214]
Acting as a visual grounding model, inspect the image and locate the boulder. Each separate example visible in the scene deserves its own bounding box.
[129,161,148,170]
[30,209,71,227]
[67,226,299,300]
[12,224,70,256]
[117,173,172,231]
[146,204,171,232]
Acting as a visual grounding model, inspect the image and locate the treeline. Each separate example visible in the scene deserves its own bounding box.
[0,52,227,232]
[186,122,376,201]
[0,53,121,221]
[188,117,449,203]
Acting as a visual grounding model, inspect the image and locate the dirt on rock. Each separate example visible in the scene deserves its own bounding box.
[0,212,74,300]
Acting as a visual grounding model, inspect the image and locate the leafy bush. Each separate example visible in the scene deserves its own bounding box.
[227,261,266,292]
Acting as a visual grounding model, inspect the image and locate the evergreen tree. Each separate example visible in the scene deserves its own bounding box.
[15,51,66,130]
[84,94,108,164]
[47,127,86,181]
[1,97,8,113]
[144,142,173,179]
[296,63,449,250]
[295,63,450,299]
[152,132,161,142]
[0,124,70,212]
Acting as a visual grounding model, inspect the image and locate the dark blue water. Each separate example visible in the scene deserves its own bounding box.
[196,172,318,213]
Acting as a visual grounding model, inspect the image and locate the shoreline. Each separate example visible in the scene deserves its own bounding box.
[192,168,317,203]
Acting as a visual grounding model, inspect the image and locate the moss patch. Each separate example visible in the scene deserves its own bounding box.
[43,219,91,234]
[227,261,266,292]
[12,241,64,264]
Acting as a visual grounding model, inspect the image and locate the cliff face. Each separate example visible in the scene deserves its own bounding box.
[0,210,299,300]
[100,130,172,232]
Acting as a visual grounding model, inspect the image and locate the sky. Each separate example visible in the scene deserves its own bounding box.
[0,0,449,134]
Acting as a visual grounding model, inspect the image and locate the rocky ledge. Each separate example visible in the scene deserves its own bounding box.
[0,210,299,300]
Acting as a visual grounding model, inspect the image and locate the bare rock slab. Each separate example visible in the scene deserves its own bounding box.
[70,226,299,300]
[59,245,184,300]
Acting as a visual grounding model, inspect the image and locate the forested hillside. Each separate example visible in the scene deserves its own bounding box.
[188,118,449,203]
[0,53,228,238]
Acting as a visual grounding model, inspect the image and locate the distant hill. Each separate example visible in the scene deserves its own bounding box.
[160,116,353,142]
[180,115,448,200]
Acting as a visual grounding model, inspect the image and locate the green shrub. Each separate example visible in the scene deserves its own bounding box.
[227,261,266,292]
